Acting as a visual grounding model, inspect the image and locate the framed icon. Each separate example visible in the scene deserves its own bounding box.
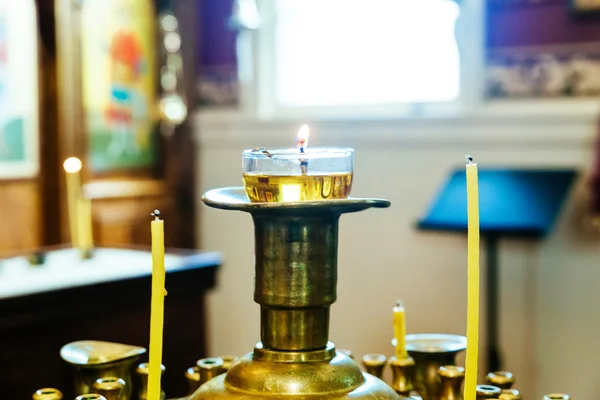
[56,0,159,176]
[0,0,39,179]
[81,0,158,173]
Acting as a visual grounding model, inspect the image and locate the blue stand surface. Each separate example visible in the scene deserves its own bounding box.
[416,168,577,371]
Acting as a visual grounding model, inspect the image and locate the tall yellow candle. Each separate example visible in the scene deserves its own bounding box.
[464,156,480,400]
[393,300,407,359]
[148,209,166,400]
[63,157,83,248]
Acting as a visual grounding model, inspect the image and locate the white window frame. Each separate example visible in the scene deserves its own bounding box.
[205,0,600,124]
[250,0,485,121]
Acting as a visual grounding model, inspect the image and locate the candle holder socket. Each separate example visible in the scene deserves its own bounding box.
[389,356,416,396]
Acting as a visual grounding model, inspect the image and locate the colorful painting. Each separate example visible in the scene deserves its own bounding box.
[0,0,39,179]
[81,0,157,172]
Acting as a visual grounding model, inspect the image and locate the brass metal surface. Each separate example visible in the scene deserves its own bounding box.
[197,358,224,384]
[405,334,467,400]
[362,354,387,379]
[194,187,400,399]
[438,365,464,400]
[220,356,239,372]
[185,366,201,395]
[60,341,145,400]
[485,372,515,390]
[136,363,166,400]
[389,356,416,396]
[498,389,521,400]
[33,388,64,400]
[93,377,125,400]
[476,385,502,399]
[543,395,571,400]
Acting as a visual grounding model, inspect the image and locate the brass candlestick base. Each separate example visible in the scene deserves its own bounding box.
[405,334,467,400]
[194,187,402,400]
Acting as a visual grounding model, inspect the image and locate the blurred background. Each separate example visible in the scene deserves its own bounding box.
[2,0,600,399]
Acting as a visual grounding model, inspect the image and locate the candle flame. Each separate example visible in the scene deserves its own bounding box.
[296,124,309,152]
[63,157,82,173]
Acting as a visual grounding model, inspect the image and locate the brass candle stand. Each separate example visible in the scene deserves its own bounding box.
[190,187,401,400]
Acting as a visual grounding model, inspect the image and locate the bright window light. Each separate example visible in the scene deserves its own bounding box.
[273,0,461,107]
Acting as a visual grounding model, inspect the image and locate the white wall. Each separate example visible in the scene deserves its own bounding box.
[195,110,599,400]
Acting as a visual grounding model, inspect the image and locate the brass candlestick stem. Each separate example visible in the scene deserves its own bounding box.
[389,356,416,396]
[194,187,402,400]
[362,354,388,379]
[438,365,464,400]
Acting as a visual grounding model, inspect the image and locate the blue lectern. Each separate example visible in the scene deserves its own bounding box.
[417,168,577,371]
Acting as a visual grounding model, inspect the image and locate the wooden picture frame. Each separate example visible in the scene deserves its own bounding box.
[0,1,39,179]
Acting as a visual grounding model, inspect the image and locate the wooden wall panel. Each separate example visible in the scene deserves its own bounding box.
[0,181,42,253]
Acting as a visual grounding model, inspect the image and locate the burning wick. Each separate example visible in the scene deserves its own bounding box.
[297,124,310,174]
[466,155,474,165]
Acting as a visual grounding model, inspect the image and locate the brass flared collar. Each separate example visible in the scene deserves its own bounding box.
[543,395,570,400]
[487,371,515,387]
[438,365,465,378]
[202,187,390,214]
[33,388,63,400]
[253,341,337,363]
[60,341,146,366]
[362,354,387,366]
[389,355,415,367]
[499,389,522,400]
[405,333,467,353]
[476,385,502,397]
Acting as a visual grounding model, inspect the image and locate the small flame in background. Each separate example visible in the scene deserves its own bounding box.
[296,124,309,152]
[63,157,82,173]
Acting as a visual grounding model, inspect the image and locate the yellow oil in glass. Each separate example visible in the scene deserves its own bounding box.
[243,173,353,202]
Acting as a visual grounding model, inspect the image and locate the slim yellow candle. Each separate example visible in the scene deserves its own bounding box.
[63,157,83,248]
[78,197,94,255]
[464,156,480,400]
[148,209,166,400]
[393,300,407,359]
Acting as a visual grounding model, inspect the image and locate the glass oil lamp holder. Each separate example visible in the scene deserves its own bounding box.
[193,185,401,400]
[242,147,353,203]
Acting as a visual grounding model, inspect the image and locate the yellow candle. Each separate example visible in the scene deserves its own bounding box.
[63,157,83,248]
[464,156,480,400]
[78,197,93,254]
[148,210,166,400]
[393,300,407,359]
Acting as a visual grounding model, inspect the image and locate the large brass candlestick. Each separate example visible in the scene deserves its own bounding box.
[193,187,402,400]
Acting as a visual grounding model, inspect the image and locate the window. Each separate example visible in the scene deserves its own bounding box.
[257,0,465,114]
